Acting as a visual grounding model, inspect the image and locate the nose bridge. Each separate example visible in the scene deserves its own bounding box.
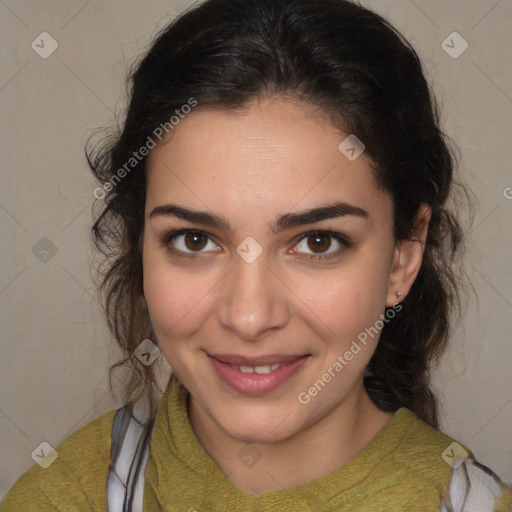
[217,248,289,339]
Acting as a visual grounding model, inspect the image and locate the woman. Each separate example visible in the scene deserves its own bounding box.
[2,0,511,511]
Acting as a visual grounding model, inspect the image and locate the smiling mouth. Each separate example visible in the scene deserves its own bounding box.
[207,353,311,394]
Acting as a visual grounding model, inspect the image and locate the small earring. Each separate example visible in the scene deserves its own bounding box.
[396,291,402,298]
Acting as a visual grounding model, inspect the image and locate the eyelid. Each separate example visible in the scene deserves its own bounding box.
[160,228,220,255]
[291,230,351,259]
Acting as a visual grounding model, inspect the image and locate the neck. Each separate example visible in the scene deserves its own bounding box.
[187,382,394,496]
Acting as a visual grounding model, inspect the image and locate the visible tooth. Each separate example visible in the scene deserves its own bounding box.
[235,363,281,374]
[254,365,272,374]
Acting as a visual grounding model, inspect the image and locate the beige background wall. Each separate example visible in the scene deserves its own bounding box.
[1,0,511,498]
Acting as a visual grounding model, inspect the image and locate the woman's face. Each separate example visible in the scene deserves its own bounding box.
[143,97,402,443]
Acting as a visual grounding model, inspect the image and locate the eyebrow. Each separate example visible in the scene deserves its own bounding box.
[148,201,369,234]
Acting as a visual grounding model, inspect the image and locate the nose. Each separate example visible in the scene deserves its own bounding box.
[216,249,290,341]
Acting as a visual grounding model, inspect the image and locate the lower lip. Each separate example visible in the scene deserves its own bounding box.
[208,355,310,394]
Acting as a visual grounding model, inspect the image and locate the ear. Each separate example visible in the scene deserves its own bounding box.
[386,203,431,307]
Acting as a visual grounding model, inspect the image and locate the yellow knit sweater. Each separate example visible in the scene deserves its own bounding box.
[1,374,511,511]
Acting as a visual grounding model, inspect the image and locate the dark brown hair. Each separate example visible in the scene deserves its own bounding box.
[87,0,472,429]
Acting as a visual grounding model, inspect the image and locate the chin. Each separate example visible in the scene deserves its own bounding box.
[223,422,291,445]
[213,403,301,444]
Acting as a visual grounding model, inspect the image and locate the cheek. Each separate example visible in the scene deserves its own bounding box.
[290,251,391,341]
[142,249,212,339]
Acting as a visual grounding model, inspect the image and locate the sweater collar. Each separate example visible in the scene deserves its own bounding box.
[151,372,415,509]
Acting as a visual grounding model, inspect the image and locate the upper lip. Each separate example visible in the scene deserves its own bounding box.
[208,353,309,366]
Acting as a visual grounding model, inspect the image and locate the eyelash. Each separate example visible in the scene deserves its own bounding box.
[159,228,351,261]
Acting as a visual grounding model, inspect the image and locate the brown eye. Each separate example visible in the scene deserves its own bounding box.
[183,231,208,251]
[292,231,350,260]
[162,230,218,254]
[306,233,331,253]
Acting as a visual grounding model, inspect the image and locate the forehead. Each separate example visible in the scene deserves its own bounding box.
[145,97,391,228]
